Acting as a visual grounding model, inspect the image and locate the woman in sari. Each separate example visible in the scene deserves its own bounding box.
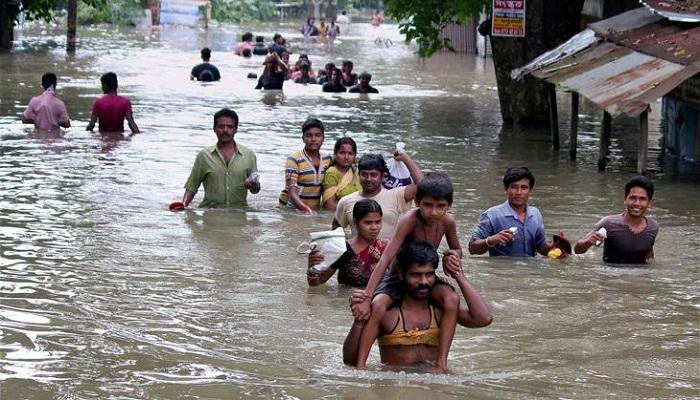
[322,137,360,210]
[307,199,388,288]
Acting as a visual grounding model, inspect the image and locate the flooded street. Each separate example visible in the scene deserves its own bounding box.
[1,21,699,399]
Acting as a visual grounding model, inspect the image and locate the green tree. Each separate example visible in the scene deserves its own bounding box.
[1,0,54,49]
[382,0,585,126]
[383,0,488,56]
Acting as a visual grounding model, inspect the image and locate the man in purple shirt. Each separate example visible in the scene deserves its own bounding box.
[22,73,71,131]
[469,167,554,257]
[574,175,659,264]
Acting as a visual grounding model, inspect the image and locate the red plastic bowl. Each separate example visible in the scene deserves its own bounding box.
[169,201,186,211]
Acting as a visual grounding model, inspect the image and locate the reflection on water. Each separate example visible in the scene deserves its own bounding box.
[1,21,699,399]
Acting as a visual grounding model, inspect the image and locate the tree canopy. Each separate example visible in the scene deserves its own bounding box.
[382,0,489,56]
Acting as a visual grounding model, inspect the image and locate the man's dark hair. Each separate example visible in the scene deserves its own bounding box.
[255,35,265,43]
[201,47,211,61]
[100,72,118,92]
[624,175,654,199]
[301,117,324,135]
[213,108,239,129]
[503,166,535,189]
[353,198,383,221]
[342,60,353,68]
[396,241,439,274]
[359,72,372,81]
[325,62,335,71]
[41,72,57,90]
[273,33,282,42]
[242,48,252,58]
[416,172,453,205]
[357,154,387,173]
[242,32,253,42]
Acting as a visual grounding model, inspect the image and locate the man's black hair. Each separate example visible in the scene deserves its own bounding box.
[301,117,324,135]
[624,175,654,199]
[357,154,387,173]
[41,72,57,90]
[255,35,265,43]
[201,47,211,61]
[396,241,439,274]
[342,60,353,68]
[503,166,535,189]
[100,72,118,92]
[213,108,239,129]
[359,71,372,81]
[242,32,253,42]
[242,48,252,58]
[273,33,282,42]
[416,172,453,205]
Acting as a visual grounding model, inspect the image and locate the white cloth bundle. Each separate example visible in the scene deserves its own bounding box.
[296,227,347,272]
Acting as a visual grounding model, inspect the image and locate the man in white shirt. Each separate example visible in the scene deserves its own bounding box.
[333,153,422,239]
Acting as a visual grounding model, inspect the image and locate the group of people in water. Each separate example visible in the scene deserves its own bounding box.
[189,30,381,93]
[186,13,382,93]
[21,50,659,373]
[175,108,660,372]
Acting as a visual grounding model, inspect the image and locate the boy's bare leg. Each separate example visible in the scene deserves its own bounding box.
[432,284,458,372]
[355,294,392,369]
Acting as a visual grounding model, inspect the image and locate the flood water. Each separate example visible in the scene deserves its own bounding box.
[1,20,698,399]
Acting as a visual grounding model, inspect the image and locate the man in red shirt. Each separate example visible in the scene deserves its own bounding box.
[86,72,140,134]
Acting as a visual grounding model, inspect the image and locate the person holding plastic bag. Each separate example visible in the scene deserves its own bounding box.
[333,152,422,240]
[322,137,361,210]
[307,199,388,288]
[383,142,413,189]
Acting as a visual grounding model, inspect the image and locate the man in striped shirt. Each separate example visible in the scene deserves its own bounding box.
[279,118,332,214]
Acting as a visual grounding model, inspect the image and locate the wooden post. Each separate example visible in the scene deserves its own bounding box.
[570,92,579,159]
[67,0,78,53]
[548,83,560,151]
[638,109,649,174]
[598,111,612,171]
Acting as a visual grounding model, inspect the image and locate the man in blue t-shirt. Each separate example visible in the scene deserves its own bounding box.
[469,167,554,257]
[190,48,221,82]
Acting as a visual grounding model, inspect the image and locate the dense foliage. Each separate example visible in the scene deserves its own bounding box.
[76,0,143,25]
[382,0,489,56]
[210,0,275,23]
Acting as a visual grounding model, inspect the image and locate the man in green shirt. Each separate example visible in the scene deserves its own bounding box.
[182,108,260,208]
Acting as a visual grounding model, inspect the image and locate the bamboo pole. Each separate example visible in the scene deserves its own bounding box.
[598,111,611,171]
[548,83,560,151]
[638,110,649,174]
[570,92,579,159]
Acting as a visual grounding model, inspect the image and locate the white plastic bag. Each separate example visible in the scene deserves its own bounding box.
[383,142,412,189]
[296,227,347,272]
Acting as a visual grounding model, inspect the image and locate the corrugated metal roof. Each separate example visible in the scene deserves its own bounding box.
[641,0,700,23]
[606,21,700,65]
[511,29,599,81]
[588,7,664,35]
[511,6,700,117]
[530,42,700,116]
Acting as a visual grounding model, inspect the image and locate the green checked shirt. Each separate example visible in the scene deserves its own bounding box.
[184,143,258,208]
